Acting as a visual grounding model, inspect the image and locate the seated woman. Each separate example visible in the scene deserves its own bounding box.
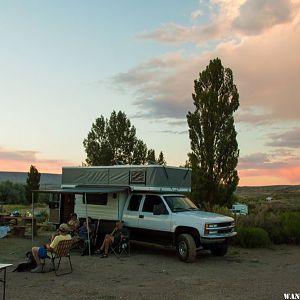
[98,221,127,258]
[67,213,80,235]
[31,223,72,273]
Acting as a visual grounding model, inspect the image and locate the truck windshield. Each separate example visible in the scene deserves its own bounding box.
[163,195,198,212]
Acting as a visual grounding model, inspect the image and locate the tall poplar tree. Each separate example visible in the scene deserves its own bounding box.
[187,58,239,208]
[25,165,41,204]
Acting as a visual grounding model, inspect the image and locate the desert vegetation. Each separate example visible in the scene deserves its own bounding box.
[230,186,300,247]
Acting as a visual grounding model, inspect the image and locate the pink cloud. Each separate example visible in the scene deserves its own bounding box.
[238,164,300,186]
[0,147,76,173]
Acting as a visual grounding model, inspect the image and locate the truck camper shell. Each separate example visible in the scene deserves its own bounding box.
[40,165,191,226]
[61,165,191,193]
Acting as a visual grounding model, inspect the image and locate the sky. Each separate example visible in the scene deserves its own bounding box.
[0,0,300,186]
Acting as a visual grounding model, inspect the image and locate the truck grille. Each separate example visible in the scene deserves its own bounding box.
[205,221,235,235]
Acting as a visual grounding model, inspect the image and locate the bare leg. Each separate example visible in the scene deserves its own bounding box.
[104,236,114,254]
[100,234,110,251]
[32,247,41,265]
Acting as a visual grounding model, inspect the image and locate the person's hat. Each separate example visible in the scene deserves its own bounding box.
[59,223,70,232]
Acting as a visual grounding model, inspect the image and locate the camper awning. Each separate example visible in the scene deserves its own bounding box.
[35,186,129,194]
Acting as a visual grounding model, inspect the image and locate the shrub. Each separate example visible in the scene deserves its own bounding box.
[237,209,300,245]
[280,212,300,244]
[236,226,271,248]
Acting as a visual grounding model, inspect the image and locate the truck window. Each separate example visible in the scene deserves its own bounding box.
[128,195,142,211]
[142,195,164,213]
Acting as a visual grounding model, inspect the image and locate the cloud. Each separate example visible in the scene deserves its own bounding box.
[233,0,297,34]
[267,128,300,148]
[116,0,300,124]
[0,148,38,162]
[140,0,299,45]
[235,111,273,125]
[191,9,204,19]
[158,130,188,135]
[238,165,300,185]
[113,52,198,119]
[0,147,75,173]
[238,150,300,185]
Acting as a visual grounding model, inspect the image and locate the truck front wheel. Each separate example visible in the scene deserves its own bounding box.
[177,234,196,262]
[210,243,228,256]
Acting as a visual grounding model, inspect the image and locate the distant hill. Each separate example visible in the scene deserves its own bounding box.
[236,185,300,195]
[0,171,61,188]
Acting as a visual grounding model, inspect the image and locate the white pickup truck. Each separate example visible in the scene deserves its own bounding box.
[122,192,236,262]
[49,165,237,262]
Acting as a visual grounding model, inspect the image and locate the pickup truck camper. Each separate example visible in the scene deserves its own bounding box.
[47,165,236,262]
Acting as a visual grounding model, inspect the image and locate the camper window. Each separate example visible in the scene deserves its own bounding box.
[127,195,142,211]
[83,193,108,205]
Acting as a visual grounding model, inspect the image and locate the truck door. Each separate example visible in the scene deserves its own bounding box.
[122,194,143,229]
[137,194,172,245]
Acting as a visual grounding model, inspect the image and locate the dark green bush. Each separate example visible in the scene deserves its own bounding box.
[280,212,300,244]
[237,208,300,244]
[236,226,271,248]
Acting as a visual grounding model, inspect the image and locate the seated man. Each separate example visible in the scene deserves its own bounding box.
[98,221,127,258]
[31,223,72,273]
[78,217,96,255]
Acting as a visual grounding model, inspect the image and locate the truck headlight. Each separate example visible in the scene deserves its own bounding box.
[204,223,218,234]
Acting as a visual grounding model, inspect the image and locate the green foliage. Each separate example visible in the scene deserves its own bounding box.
[36,209,49,223]
[157,151,166,165]
[187,58,239,208]
[237,207,300,244]
[25,165,41,204]
[236,227,271,248]
[147,149,156,163]
[207,204,233,217]
[0,181,26,204]
[83,110,166,166]
[280,212,300,244]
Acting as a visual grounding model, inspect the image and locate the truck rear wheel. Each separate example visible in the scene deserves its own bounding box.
[210,243,228,256]
[177,234,196,262]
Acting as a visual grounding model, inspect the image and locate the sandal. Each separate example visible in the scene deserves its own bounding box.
[95,249,103,254]
[100,254,108,258]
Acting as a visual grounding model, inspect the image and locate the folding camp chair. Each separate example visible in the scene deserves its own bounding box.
[110,235,130,258]
[50,239,74,276]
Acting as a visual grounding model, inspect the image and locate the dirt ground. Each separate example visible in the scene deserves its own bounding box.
[0,232,299,300]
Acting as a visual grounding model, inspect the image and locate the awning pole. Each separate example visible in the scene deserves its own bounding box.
[84,193,91,256]
[31,192,34,246]
[118,194,120,220]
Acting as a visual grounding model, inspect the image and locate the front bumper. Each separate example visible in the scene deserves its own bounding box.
[200,232,237,244]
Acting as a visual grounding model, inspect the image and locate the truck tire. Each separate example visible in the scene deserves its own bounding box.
[177,234,196,262]
[210,243,228,256]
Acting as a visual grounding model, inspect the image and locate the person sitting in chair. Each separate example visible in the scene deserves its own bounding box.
[31,223,72,273]
[98,221,127,258]
[78,217,96,256]
[67,213,80,235]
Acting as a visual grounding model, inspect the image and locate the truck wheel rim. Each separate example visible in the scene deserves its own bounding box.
[178,241,187,257]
